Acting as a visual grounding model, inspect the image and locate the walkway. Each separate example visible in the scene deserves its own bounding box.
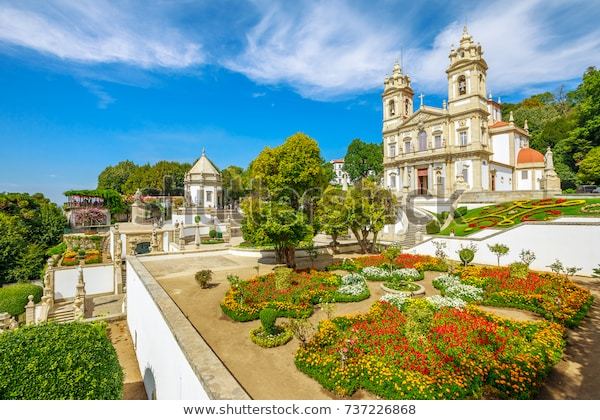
[538,278,600,399]
[108,321,146,400]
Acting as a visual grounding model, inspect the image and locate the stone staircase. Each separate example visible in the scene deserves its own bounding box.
[397,223,427,249]
[121,263,127,293]
[47,302,75,324]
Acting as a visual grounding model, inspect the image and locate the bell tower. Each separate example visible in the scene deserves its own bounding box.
[446,26,488,113]
[382,62,414,122]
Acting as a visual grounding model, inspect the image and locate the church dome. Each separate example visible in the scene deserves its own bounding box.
[517,147,544,165]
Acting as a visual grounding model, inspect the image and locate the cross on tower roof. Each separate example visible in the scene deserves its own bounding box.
[418,93,425,108]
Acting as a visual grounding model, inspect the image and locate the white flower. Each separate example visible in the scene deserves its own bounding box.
[341,273,365,286]
[379,293,411,309]
[426,295,466,309]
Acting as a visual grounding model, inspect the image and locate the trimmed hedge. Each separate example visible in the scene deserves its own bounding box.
[250,326,293,348]
[426,220,441,234]
[0,322,123,399]
[0,283,43,316]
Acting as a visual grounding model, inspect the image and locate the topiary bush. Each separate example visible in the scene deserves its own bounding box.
[259,308,278,335]
[0,322,123,399]
[426,220,441,234]
[458,244,477,267]
[195,270,212,288]
[250,308,293,348]
[454,206,468,219]
[209,229,217,239]
[0,283,43,316]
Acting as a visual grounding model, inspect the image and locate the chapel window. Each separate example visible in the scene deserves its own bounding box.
[390,173,396,189]
[388,100,396,116]
[389,144,396,157]
[404,98,410,115]
[459,131,468,146]
[434,135,442,149]
[404,141,411,153]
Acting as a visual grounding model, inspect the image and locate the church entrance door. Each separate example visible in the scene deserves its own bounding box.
[417,168,428,195]
[491,172,496,191]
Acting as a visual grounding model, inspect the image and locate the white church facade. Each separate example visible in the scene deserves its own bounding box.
[382,27,561,198]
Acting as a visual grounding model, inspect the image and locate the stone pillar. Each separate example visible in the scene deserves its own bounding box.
[471,158,482,192]
[150,223,159,253]
[179,222,186,248]
[25,295,35,325]
[194,223,201,247]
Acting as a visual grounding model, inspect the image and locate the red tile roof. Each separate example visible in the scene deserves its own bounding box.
[517,147,545,164]
[489,121,509,129]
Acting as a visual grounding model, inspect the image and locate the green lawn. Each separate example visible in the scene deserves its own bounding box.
[439,198,600,236]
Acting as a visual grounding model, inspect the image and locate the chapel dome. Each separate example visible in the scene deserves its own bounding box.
[517,147,544,165]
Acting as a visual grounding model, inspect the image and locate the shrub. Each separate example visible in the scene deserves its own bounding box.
[287,318,314,348]
[216,231,223,239]
[249,325,293,348]
[209,229,217,239]
[259,308,278,335]
[382,245,402,262]
[509,262,529,279]
[519,249,536,267]
[0,283,43,316]
[0,322,123,399]
[194,215,201,224]
[458,243,477,266]
[195,270,212,288]
[426,220,440,234]
[454,206,468,219]
[46,242,67,257]
[274,267,293,290]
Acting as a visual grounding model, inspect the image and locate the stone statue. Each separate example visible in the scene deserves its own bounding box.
[133,188,143,204]
[545,146,555,170]
[151,223,159,253]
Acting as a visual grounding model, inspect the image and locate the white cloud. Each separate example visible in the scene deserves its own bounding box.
[226,0,600,100]
[80,80,115,109]
[415,0,600,96]
[224,1,406,100]
[0,0,204,69]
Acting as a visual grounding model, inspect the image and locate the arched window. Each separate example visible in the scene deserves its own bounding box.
[404,98,410,115]
[418,130,427,151]
[458,75,467,95]
[388,99,396,116]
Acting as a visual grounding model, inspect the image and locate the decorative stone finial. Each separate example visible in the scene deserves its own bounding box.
[509,111,514,123]
[202,147,206,156]
[524,119,529,132]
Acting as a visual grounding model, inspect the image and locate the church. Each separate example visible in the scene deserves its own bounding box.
[382,27,561,198]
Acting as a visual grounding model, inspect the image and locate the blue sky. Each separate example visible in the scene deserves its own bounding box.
[1,0,599,204]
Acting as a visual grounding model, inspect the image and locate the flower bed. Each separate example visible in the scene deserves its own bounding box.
[295,300,565,399]
[440,198,600,236]
[361,267,423,282]
[458,266,593,327]
[250,326,293,348]
[328,254,447,272]
[221,270,370,321]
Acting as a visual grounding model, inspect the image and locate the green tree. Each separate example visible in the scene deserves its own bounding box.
[221,165,247,203]
[0,193,66,284]
[241,198,311,267]
[97,160,137,193]
[345,178,397,253]
[569,67,600,163]
[577,146,600,184]
[343,139,383,182]
[487,243,509,266]
[249,133,332,208]
[315,186,348,253]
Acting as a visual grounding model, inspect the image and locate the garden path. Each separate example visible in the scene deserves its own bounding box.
[538,278,600,399]
[108,321,147,400]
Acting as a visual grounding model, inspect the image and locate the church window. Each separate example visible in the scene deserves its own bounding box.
[458,75,467,95]
[521,170,528,180]
[462,167,469,183]
[404,141,411,153]
[418,131,427,151]
[206,191,213,202]
[459,131,468,146]
[389,144,396,157]
[404,98,410,115]
[434,135,442,148]
[388,100,396,116]
[390,173,396,188]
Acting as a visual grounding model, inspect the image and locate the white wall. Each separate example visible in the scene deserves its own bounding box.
[491,133,510,165]
[127,261,210,400]
[490,164,513,191]
[410,223,600,276]
[54,264,114,300]
[481,161,490,190]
